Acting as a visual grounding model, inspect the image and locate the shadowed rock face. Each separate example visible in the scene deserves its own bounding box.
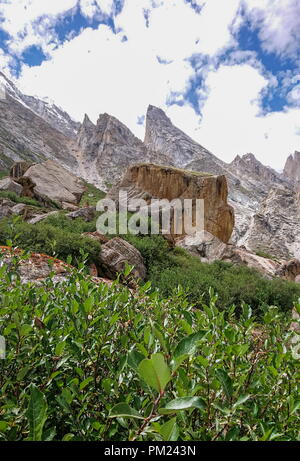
[108,163,235,243]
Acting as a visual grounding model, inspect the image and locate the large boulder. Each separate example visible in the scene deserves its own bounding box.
[22,160,85,205]
[98,237,146,280]
[0,177,22,195]
[108,163,235,243]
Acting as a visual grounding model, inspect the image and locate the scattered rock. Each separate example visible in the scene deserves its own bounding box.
[27,211,59,225]
[66,206,96,222]
[98,237,146,280]
[275,259,300,281]
[82,231,110,244]
[0,177,22,195]
[61,202,79,211]
[0,205,13,219]
[11,203,27,216]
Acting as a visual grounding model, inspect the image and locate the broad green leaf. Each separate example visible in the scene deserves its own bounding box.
[127,350,145,370]
[160,418,179,441]
[215,369,233,400]
[27,384,48,441]
[174,331,206,358]
[138,353,171,393]
[109,403,143,420]
[159,397,206,414]
[79,377,94,390]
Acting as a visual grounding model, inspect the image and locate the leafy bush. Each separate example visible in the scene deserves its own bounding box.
[149,257,300,314]
[43,212,97,234]
[0,258,299,441]
[0,218,101,266]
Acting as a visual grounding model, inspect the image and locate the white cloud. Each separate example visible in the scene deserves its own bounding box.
[176,64,300,170]
[115,0,241,61]
[17,24,194,139]
[243,0,300,60]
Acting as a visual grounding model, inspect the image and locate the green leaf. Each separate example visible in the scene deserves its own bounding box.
[79,377,94,390]
[159,397,206,414]
[233,394,251,408]
[174,331,206,358]
[109,403,143,420]
[127,350,145,370]
[160,418,179,441]
[27,384,48,441]
[215,369,233,400]
[138,353,171,393]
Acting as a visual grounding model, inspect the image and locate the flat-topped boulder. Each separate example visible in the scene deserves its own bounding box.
[108,163,235,243]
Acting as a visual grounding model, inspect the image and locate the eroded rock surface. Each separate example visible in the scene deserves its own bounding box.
[108,163,235,243]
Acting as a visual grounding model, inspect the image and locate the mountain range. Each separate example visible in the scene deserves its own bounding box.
[0,71,299,260]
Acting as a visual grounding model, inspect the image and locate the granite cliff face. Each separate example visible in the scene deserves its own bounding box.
[76,112,171,190]
[240,187,300,260]
[0,72,79,172]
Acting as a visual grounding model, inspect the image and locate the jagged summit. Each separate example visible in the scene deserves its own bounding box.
[284,151,300,184]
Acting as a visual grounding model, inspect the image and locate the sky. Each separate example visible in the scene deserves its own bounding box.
[0,0,300,170]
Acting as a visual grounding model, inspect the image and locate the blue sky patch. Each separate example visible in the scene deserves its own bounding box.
[21,45,47,68]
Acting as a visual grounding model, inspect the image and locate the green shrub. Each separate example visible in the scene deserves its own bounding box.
[43,212,97,234]
[0,190,41,207]
[0,258,299,441]
[149,254,300,314]
[0,218,101,266]
[80,182,106,207]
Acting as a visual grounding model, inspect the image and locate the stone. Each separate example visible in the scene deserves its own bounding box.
[23,160,85,205]
[11,203,27,215]
[275,259,300,281]
[0,177,22,195]
[98,237,146,280]
[82,231,110,244]
[61,202,79,211]
[108,163,235,243]
[0,205,13,219]
[27,211,59,225]
[66,206,96,222]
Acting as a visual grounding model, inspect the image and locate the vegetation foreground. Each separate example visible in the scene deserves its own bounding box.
[0,253,299,441]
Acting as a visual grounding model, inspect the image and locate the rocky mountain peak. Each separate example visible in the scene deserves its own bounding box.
[284,151,300,184]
